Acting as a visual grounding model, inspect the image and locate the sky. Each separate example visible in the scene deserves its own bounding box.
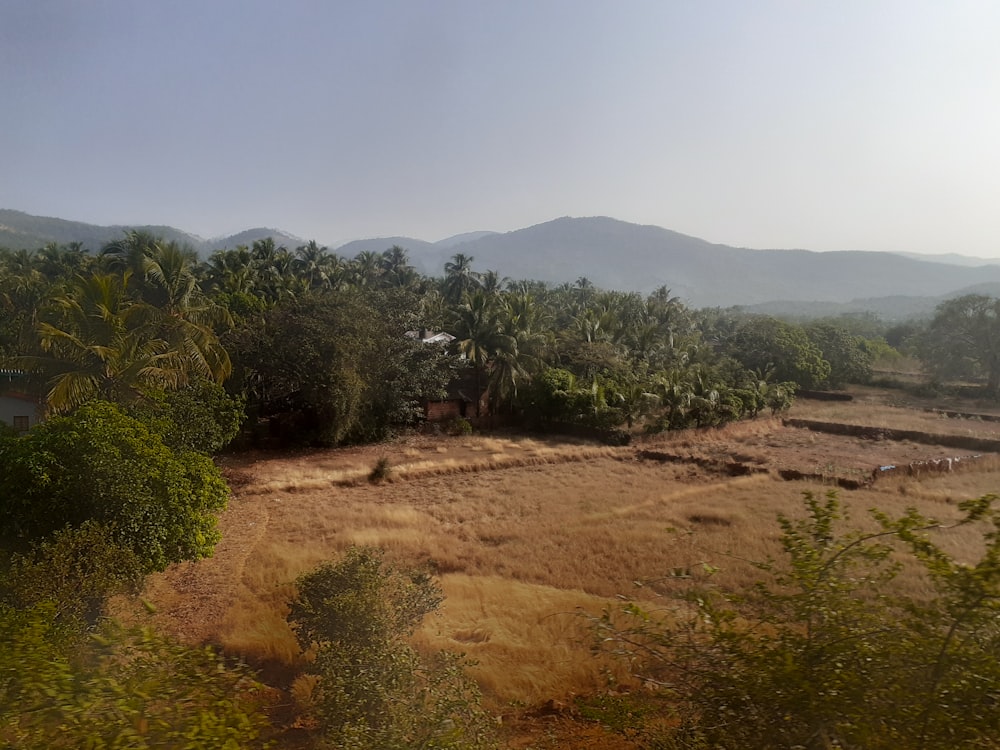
[3,0,1000,256]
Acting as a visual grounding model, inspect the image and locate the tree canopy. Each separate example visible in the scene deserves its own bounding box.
[0,401,228,574]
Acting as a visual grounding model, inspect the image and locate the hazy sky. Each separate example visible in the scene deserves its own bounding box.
[3,1,1000,256]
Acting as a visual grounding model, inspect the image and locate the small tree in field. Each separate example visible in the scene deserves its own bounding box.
[288,547,496,750]
[591,491,1000,749]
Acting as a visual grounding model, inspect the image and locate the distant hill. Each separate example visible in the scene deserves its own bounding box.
[0,210,303,257]
[335,236,441,275]
[7,208,1000,315]
[203,227,305,253]
[435,230,500,248]
[0,209,203,253]
[427,216,1000,308]
[893,251,997,267]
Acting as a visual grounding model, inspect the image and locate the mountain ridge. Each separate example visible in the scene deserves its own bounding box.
[4,208,1000,314]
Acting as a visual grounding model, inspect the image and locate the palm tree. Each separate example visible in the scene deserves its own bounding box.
[479,269,508,296]
[100,230,160,280]
[143,243,233,384]
[451,290,502,416]
[17,265,232,414]
[487,294,544,413]
[0,250,47,358]
[350,250,383,287]
[16,273,170,412]
[443,253,481,304]
[294,241,334,290]
[380,245,418,288]
[205,247,256,296]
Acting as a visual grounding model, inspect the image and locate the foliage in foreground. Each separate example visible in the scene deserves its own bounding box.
[591,491,1000,749]
[288,547,496,750]
[0,400,229,574]
[0,603,270,749]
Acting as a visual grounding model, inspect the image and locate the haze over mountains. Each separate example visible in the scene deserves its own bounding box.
[3,208,1000,315]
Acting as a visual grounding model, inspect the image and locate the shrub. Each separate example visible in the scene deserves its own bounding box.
[2,521,144,626]
[0,400,228,573]
[443,417,473,436]
[591,491,1000,749]
[0,604,270,749]
[368,456,393,484]
[288,547,495,749]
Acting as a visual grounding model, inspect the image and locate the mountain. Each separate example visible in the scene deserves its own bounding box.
[0,209,203,253]
[435,230,500,248]
[6,208,1000,314]
[203,227,305,253]
[427,216,1000,308]
[0,210,303,257]
[893,251,996,267]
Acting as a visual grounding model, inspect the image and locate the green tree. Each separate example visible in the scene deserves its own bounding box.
[288,547,495,750]
[231,289,453,445]
[0,401,228,573]
[806,322,873,387]
[726,316,831,389]
[125,378,245,454]
[919,294,1000,394]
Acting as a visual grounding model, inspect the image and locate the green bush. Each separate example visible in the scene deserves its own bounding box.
[0,604,270,749]
[368,456,393,484]
[591,491,1000,749]
[288,547,496,749]
[0,400,228,573]
[2,521,144,626]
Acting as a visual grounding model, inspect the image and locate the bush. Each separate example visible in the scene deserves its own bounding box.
[2,521,144,626]
[0,604,270,748]
[591,491,1000,749]
[288,547,496,749]
[368,456,393,484]
[447,417,473,436]
[0,401,229,573]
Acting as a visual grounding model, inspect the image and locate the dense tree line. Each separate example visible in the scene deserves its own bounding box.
[0,232,905,448]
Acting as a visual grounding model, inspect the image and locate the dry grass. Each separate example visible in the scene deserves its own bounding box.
[130,407,1000,728]
[790,385,1000,439]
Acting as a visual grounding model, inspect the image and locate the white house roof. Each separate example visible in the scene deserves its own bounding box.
[405,330,457,345]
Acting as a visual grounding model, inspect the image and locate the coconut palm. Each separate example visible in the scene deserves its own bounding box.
[100,230,160,280]
[451,290,503,416]
[379,245,418,288]
[205,246,257,296]
[17,263,232,413]
[293,241,333,290]
[16,273,171,412]
[143,243,233,384]
[443,253,481,304]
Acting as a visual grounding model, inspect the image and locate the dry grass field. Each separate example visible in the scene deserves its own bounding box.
[125,386,1000,748]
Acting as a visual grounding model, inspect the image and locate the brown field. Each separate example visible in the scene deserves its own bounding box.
[126,386,1000,748]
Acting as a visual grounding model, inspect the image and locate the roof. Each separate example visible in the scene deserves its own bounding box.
[405,329,457,345]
